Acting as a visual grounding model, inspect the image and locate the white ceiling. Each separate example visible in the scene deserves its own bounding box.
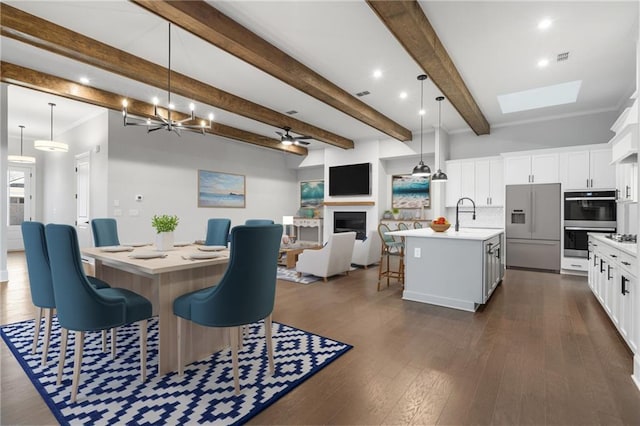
[2,1,638,150]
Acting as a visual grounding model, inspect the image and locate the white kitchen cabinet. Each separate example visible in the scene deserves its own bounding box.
[445,160,475,207]
[565,149,615,189]
[616,162,638,203]
[588,234,637,354]
[610,98,638,164]
[504,153,559,185]
[475,157,504,207]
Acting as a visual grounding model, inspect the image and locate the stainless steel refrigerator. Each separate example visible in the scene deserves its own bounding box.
[506,183,561,272]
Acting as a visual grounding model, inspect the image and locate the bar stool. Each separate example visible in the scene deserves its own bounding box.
[377,223,405,291]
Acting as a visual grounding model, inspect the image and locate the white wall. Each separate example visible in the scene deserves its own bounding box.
[107,111,298,242]
[449,110,618,160]
[41,111,109,225]
[0,84,8,281]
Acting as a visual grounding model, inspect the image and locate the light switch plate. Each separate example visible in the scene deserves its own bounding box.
[414,248,421,258]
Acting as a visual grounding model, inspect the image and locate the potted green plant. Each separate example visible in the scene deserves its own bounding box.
[152,214,179,251]
[392,208,400,220]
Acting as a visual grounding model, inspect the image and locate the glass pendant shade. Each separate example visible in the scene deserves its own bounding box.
[412,74,431,177]
[9,125,36,163]
[35,103,68,153]
[431,96,448,182]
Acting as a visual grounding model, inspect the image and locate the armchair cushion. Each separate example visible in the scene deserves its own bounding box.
[296,232,356,280]
[351,230,381,267]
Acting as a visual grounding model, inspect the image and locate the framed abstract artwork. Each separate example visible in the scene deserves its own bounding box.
[300,180,324,208]
[198,170,246,208]
[391,174,430,209]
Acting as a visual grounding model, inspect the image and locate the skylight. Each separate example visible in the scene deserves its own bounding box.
[497,80,582,114]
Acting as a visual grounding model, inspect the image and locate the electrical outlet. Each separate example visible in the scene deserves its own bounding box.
[414,248,421,258]
[113,209,122,217]
[129,209,139,217]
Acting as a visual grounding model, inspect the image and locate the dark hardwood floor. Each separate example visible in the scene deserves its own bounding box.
[2,251,639,425]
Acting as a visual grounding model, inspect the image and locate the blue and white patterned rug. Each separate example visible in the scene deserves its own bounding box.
[276,266,320,284]
[1,317,352,425]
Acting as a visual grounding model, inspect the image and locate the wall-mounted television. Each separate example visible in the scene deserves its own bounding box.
[329,163,371,196]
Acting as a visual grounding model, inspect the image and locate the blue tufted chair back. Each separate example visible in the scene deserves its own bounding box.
[21,221,56,309]
[205,218,231,246]
[91,218,120,247]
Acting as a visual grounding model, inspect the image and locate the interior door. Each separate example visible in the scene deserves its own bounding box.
[75,153,91,248]
[6,164,35,250]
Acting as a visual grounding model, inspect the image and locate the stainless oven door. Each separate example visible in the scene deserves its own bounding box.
[564,226,616,258]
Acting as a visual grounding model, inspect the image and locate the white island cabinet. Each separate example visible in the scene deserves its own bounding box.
[387,228,505,312]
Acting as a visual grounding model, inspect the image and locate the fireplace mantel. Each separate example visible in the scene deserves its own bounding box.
[323,201,375,206]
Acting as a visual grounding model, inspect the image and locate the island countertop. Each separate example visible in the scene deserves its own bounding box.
[386,227,505,241]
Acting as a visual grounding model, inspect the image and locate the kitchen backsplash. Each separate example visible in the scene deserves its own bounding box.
[445,207,504,229]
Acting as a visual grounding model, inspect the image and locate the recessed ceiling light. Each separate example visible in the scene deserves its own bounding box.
[538,18,552,30]
[399,91,407,99]
[497,80,582,114]
[537,58,550,68]
[79,76,90,84]
[373,69,382,79]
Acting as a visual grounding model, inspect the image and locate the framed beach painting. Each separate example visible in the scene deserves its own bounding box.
[392,174,430,209]
[300,180,324,208]
[198,170,246,208]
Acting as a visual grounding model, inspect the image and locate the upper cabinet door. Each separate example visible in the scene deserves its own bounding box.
[531,153,559,184]
[459,160,476,206]
[589,149,616,189]
[504,155,532,185]
[489,158,504,207]
[445,161,462,207]
[475,159,491,207]
[565,151,590,189]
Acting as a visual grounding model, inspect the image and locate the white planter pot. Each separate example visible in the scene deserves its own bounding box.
[155,231,174,251]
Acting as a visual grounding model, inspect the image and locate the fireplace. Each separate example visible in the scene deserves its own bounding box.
[334,211,366,240]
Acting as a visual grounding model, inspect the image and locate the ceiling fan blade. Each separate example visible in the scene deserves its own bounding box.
[295,140,311,146]
[293,135,312,140]
[275,131,284,137]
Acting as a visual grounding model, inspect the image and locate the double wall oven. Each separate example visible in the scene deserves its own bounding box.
[564,190,616,258]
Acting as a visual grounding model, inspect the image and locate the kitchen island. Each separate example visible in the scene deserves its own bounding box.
[387,228,505,312]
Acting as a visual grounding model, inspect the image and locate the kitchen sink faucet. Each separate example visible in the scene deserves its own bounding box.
[455,197,476,232]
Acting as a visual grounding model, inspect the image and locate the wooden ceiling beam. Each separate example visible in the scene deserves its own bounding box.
[131,0,413,142]
[1,62,308,156]
[0,3,351,149]
[367,0,490,136]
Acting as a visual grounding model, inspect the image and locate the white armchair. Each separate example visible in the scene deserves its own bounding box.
[351,230,381,268]
[296,232,356,282]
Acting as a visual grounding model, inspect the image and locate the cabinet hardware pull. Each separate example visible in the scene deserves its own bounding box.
[570,264,581,267]
[622,276,630,295]
[591,179,593,188]
[626,185,630,198]
[594,254,597,267]
[600,259,604,273]
[607,265,612,280]
[622,261,631,266]
[611,254,617,258]
[587,178,589,188]
[616,189,620,200]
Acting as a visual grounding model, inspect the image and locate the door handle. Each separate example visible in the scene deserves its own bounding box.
[622,276,630,295]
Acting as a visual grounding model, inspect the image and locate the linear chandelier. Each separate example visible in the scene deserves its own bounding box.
[34,103,68,152]
[8,125,36,164]
[412,74,431,177]
[122,23,213,135]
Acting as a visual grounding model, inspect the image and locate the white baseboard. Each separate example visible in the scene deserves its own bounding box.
[633,354,640,392]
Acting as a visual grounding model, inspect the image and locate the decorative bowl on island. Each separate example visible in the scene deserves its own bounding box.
[431,222,451,232]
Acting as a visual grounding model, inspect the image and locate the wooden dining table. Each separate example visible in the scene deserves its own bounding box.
[81,244,230,375]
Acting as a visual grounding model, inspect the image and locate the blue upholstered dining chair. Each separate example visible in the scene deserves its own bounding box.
[91,218,120,247]
[245,219,274,226]
[45,224,152,403]
[205,218,231,246]
[173,224,283,394]
[21,221,111,367]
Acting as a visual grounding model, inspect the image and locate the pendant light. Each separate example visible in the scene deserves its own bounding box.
[431,96,448,182]
[412,74,431,177]
[34,103,68,152]
[8,125,36,164]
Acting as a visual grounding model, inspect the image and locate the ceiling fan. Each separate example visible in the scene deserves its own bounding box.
[276,127,312,146]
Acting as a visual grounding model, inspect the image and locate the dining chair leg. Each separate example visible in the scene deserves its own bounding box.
[57,327,68,385]
[139,320,147,383]
[237,327,243,350]
[386,252,391,288]
[177,317,184,376]
[41,308,53,366]
[230,327,240,395]
[70,331,85,403]
[102,330,107,352]
[32,306,42,354]
[111,328,117,360]
[265,314,274,375]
